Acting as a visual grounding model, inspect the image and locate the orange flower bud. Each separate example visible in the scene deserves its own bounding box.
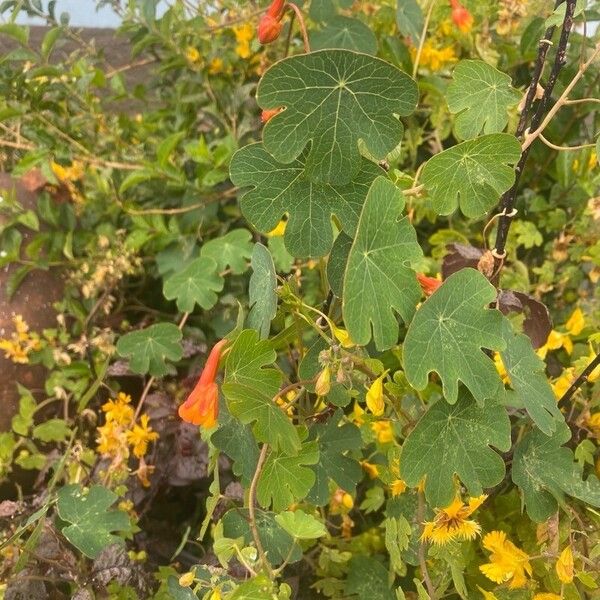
[258,0,286,44]
[261,107,283,123]
[178,339,228,428]
[417,273,442,297]
[450,0,473,32]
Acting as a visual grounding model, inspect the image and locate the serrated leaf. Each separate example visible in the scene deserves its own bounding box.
[421,133,521,218]
[400,391,511,507]
[343,177,422,350]
[403,268,505,404]
[200,229,253,275]
[257,442,319,511]
[447,60,521,140]
[116,323,183,377]
[311,16,377,54]
[396,0,424,45]
[257,49,418,184]
[222,330,300,455]
[230,143,380,257]
[274,510,327,539]
[512,422,600,521]
[162,256,223,313]
[345,556,395,600]
[57,485,130,559]
[307,411,363,505]
[500,319,562,435]
[247,243,277,339]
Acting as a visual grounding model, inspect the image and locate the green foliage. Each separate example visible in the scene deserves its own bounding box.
[246,243,278,338]
[310,16,377,54]
[274,509,328,539]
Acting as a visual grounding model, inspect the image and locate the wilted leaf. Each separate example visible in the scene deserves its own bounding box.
[497,290,552,349]
[441,243,485,279]
[257,49,418,184]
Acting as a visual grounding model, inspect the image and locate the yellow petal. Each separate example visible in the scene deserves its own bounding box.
[315,367,331,396]
[556,545,574,583]
[267,219,287,237]
[565,308,585,336]
[366,374,386,416]
[332,324,355,348]
[477,586,499,600]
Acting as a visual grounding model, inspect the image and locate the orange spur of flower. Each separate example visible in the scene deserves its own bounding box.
[417,273,442,297]
[258,0,286,44]
[449,0,473,33]
[261,107,283,123]
[178,339,228,428]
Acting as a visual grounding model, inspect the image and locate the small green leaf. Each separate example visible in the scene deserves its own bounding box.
[400,391,511,507]
[311,16,377,54]
[396,0,424,45]
[163,256,224,313]
[32,419,71,443]
[500,319,562,435]
[345,556,395,600]
[403,268,505,405]
[200,229,253,275]
[512,422,600,521]
[230,143,381,258]
[116,323,183,377]
[222,330,300,455]
[57,484,131,559]
[0,24,29,46]
[118,169,162,193]
[257,442,319,511]
[421,133,521,218]
[41,26,62,59]
[385,515,411,575]
[327,232,352,297]
[343,177,422,350]
[447,60,521,140]
[257,49,418,184]
[274,510,327,539]
[247,243,278,339]
[156,131,185,167]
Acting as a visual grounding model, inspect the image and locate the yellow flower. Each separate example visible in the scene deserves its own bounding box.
[233,23,254,59]
[332,324,355,349]
[538,329,573,358]
[551,367,575,399]
[556,545,574,583]
[101,392,134,426]
[371,420,394,444]
[267,219,287,237]
[178,570,196,587]
[0,339,29,364]
[421,495,486,545]
[533,595,562,600]
[565,308,585,336]
[586,412,600,438]
[208,57,224,75]
[126,414,159,458]
[480,530,532,589]
[96,421,127,457]
[185,46,200,63]
[390,479,407,497]
[209,589,221,600]
[494,353,510,384]
[330,488,353,514]
[477,587,499,600]
[366,372,387,416]
[361,460,380,479]
[351,400,365,425]
[51,160,84,182]
[0,315,41,364]
[411,41,457,71]
[315,366,331,396]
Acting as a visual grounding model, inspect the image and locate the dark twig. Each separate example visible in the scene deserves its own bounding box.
[558,352,600,406]
[492,0,576,277]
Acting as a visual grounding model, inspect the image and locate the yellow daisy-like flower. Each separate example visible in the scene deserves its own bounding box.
[185,46,200,63]
[479,530,532,589]
[96,420,127,457]
[208,57,224,75]
[126,414,159,458]
[533,594,562,600]
[0,314,41,364]
[411,41,457,71]
[360,460,380,479]
[233,23,254,59]
[556,545,574,583]
[371,420,394,444]
[390,479,407,497]
[421,495,486,545]
[101,392,134,426]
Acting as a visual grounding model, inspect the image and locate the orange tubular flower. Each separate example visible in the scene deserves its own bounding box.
[450,0,473,32]
[178,339,228,428]
[258,0,286,44]
[417,273,442,297]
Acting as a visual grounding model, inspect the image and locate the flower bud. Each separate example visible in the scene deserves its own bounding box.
[315,366,331,396]
[450,0,473,32]
[366,374,385,416]
[258,14,283,44]
[178,571,195,587]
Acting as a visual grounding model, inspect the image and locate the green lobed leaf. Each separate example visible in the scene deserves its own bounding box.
[385,515,411,575]
[222,330,300,455]
[512,422,600,521]
[230,143,381,258]
[246,243,278,339]
[396,0,424,45]
[500,319,563,435]
[421,133,521,218]
[274,510,328,539]
[306,411,363,505]
[32,419,71,443]
[403,268,505,405]
[343,177,423,350]
[310,16,377,54]
[200,228,253,275]
[116,323,183,377]
[57,484,131,559]
[327,232,353,297]
[162,256,224,313]
[400,391,512,507]
[257,442,320,512]
[447,60,521,140]
[345,555,395,600]
[257,49,418,185]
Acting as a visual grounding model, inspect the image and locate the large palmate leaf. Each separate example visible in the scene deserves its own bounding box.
[343,177,422,350]
[400,391,511,507]
[311,16,377,54]
[500,319,562,435]
[257,49,418,184]
[403,268,505,404]
[163,256,224,313]
[200,228,253,275]
[421,133,521,218]
[247,243,277,339]
[447,60,521,140]
[257,442,320,511]
[307,411,363,505]
[116,323,183,377]
[222,330,300,455]
[230,143,380,257]
[512,422,600,521]
[345,556,395,600]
